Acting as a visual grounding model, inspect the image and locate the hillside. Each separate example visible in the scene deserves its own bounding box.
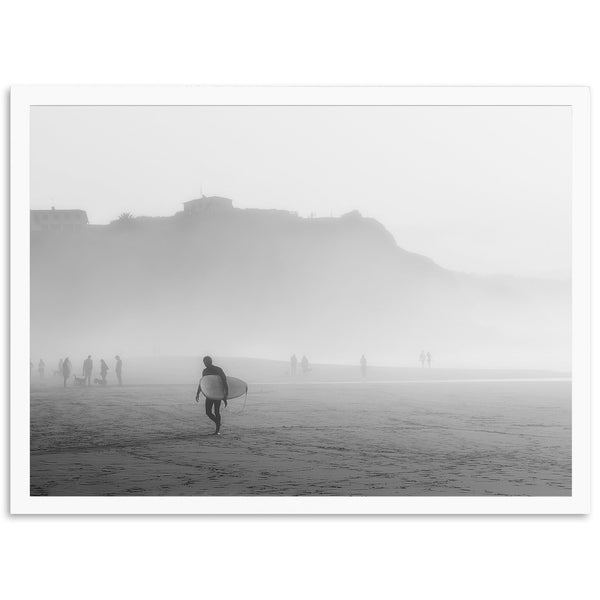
[30,199,571,369]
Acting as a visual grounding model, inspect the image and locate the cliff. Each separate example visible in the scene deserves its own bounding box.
[30,200,570,369]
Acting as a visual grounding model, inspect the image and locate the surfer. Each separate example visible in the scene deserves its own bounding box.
[360,354,367,378]
[196,356,228,435]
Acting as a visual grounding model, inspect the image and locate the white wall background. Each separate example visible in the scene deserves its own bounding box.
[1,1,597,599]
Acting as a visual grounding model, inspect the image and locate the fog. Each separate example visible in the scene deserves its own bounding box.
[29,106,571,376]
[30,201,570,374]
[30,105,571,278]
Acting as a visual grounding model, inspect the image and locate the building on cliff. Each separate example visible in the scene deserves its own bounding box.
[30,207,89,232]
[182,195,234,215]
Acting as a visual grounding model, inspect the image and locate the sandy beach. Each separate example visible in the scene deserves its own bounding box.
[29,378,571,496]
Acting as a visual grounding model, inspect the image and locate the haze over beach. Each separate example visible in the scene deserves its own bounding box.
[30,196,570,371]
[29,104,572,497]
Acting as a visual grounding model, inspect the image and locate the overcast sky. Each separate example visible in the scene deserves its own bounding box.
[30,105,571,277]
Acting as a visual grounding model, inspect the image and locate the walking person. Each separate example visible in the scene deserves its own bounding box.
[83,355,93,386]
[195,356,228,435]
[62,357,72,388]
[100,359,109,384]
[38,359,45,378]
[290,354,298,376]
[426,352,432,368]
[115,355,123,386]
[419,350,426,367]
[301,355,310,375]
[360,354,367,378]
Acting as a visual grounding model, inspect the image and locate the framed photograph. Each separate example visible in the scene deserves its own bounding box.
[10,86,590,514]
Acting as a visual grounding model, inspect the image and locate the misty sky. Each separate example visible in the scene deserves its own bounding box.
[30,105,571,277]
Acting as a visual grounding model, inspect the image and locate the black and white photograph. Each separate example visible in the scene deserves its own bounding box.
[4,4,599,599]
[11,86,590,513]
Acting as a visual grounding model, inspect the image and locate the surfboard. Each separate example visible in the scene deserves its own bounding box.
[200,375,248,401]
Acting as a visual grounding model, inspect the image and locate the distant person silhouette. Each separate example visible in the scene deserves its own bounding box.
[301,355,310,375]
[115,355,122,386]
[360,354,367,378]
[38,359,45,378]
[100,359,109,384]
[426,352,432,368]
[62,357,72,387]
[419,350,426,367]
[196,356,228,435]
[83,355,93,386]
[290,354,298,376]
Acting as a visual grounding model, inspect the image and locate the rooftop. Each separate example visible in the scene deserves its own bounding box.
[31,207,88,216]
[183,196,234,211]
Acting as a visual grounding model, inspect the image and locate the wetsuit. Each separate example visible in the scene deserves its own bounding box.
[202,365,228,433]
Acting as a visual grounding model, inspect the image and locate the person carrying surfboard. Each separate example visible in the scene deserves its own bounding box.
[195,356,228,435]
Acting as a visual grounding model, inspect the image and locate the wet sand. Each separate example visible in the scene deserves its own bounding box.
[30,380,571,496]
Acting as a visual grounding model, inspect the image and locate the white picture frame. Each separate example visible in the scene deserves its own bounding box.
[11,86,591,514]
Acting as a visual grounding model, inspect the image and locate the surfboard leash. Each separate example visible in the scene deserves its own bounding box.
[226,386,248,415]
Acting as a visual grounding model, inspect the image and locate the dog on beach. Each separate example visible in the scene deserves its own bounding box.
[73,375,87,386]
[93,378,107,386]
